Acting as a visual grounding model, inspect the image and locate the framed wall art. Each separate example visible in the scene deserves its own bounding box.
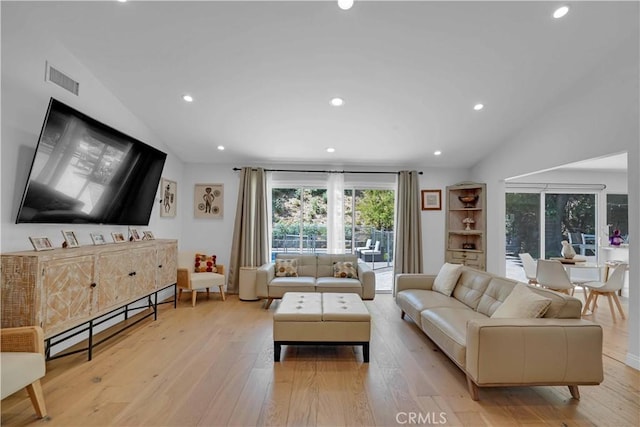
[142,230,155,240]
[61,230,80,248]
[421,189,442,211]
[194,183,223,219]
[29,236,54,251]
[160,178,177,218]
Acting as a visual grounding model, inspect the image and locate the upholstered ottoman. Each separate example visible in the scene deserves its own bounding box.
[273,292,371,362]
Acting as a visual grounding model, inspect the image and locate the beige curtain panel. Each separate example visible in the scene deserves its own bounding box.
[394,170,423,290]
[228,167,270,293]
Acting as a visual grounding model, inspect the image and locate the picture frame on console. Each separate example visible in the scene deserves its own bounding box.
[112,232,126,243]
[29,236,54,251]
[90,233,107,245]
[61,230,80,248]
[421,189,442,211]
[142,231,155,240]
[129,228,141,241]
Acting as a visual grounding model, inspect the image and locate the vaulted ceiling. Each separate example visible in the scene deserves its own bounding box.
[5,1,638,169]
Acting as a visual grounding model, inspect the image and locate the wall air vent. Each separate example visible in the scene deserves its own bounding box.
[45,62,79,96]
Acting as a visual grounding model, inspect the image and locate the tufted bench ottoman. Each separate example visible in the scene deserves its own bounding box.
[273,292,371,362]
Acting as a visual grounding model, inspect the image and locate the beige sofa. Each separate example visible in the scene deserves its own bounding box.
[395,265,604,400]
[256,253,375,308]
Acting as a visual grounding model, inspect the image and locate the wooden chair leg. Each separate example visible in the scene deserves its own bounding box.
[206,287,210,299]
[178,288,183,300]
[264,298,274,310]
[25,380,47,418]
[191,290,197,307]
[401,311,405,320]
[582,291,595,315]
[568,385,580,400]
[606,293,617,322]
[218,284,226,301]
[612,293,626,319]
[466,376,479,401]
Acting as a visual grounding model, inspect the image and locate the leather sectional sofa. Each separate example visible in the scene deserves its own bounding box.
[256,253,375,308]
[395,264,604,400]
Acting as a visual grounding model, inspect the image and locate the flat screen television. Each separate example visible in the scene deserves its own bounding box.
[16,98,167,225]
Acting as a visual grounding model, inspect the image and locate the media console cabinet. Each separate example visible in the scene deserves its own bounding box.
[1,239,177,360]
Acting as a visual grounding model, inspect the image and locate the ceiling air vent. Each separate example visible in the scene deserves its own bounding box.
[45,62,79,96]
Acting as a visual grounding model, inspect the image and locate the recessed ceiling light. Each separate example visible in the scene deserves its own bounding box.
[434,150,442,156]
[473,103,484,111]
[117,0,127,3]
[330,97,344,107]
[338,0,354,11]
[217,145,225,151]
[182,94,193,102]
[326,147,336,153]
[553,6,569,19]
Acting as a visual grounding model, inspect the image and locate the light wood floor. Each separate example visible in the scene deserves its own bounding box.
[2,294,639,426]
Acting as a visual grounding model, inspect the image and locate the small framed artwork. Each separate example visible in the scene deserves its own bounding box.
[29,236,54,251]
[61,230,80,248]
[194,183,224,219]
[160,178,177,218]
[129,228,141,241]
[112,232,126,243]
[90,233,107,245]
[421,189,442,211]
[142,230,155,240]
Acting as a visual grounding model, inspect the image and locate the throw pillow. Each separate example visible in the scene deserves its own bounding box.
[195,253,217,273]
[491,284,552,319]
[275,259,298,277]
[432,263,463,296]
[333,261,358,279]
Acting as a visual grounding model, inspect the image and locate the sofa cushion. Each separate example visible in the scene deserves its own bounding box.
[476,277,518,317]
[491,284,552,319]
[317,254,358,277]
[396,289,470,327]
[420,307,488,368]
[452,269,492,310]
[433,263,463,296]
[275,259,298,277]
[333,261,358,279]
[194,253,217,273]
[268,277,316,298]
[528,286,583,319]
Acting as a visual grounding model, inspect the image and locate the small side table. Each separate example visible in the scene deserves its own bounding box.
[239,267,259,301]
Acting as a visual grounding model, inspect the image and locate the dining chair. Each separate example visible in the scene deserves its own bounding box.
[581,263,627,321]
[518,253,538,285]
[535,259,575,296]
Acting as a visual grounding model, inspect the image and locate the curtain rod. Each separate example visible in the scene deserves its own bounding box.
[232,167,422,175]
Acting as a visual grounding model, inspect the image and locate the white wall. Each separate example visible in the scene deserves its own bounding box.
[1,9,184,252]
[472,56,639,369]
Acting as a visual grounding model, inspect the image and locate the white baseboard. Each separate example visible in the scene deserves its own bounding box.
[625,352,640,371]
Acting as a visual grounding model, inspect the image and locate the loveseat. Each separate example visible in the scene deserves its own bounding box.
[256,253,375,308]
[395,263,603,400]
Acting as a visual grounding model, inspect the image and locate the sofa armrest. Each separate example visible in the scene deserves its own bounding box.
[256,263,275,298]
[0,326,44,354]
[466,318,603,386]
[357,262,376,300]
[394,274,436,294]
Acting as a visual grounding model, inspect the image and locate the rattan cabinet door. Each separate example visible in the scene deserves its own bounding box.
[43,255,95,335]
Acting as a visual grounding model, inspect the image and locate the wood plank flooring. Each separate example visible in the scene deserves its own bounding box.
[2,294,638,426]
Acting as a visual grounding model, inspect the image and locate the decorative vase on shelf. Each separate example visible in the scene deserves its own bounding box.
[560,240,576,259]
[458,194,479,208]
[609,229,624,246]
[462,217,475,231]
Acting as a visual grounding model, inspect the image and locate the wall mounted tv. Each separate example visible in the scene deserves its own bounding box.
[16,98,167,225]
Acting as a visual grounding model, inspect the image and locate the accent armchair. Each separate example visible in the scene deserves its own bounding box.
[0,326,47,418]
[177,251,226,307]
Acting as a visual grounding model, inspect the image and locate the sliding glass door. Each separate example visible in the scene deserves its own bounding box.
[505,190,598,282]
